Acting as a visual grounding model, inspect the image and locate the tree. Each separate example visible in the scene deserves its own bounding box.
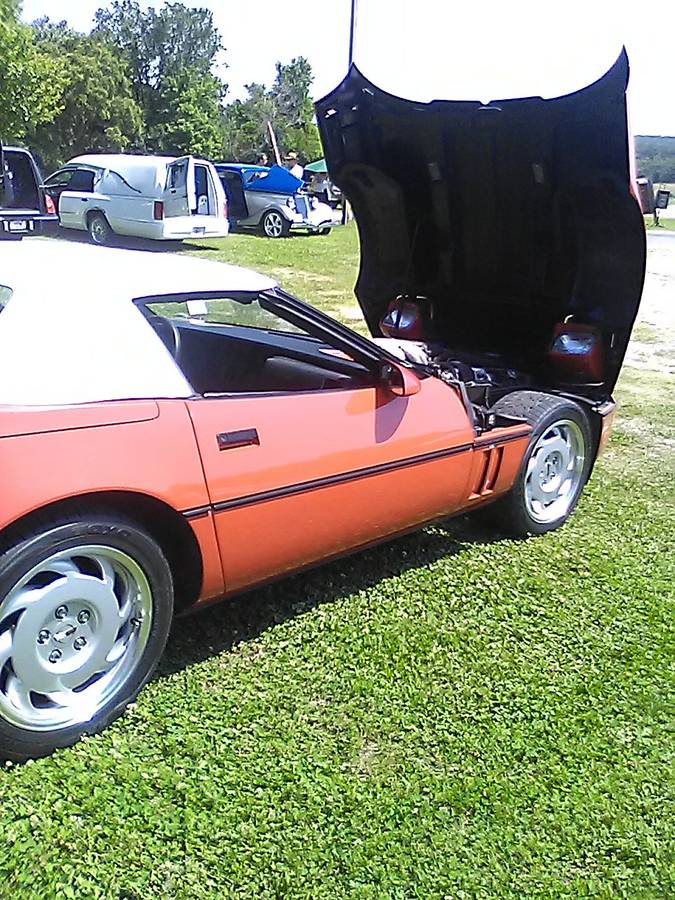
[222,83,275,161]
[151,67,224,158]
[29,21,144,170]
[0,5,65,142]
[93,0,226,156]
[222,57,322,163]
[269,58,322,162]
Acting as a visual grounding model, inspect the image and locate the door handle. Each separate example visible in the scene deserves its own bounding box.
[217,428,259,451]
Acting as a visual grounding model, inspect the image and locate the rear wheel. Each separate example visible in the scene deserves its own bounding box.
[261,210,289,238]
[87,212,113,246]
[487,391,593,536]
[0,514,173,761]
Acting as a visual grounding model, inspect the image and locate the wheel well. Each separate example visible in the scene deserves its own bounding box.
[86,209,108,226]
[0,492,203,614]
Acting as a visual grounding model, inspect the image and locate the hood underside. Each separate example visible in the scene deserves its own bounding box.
[316,50,646,394]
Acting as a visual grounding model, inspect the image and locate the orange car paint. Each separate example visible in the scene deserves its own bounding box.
[0,380,530,609]
[0,400,223,600]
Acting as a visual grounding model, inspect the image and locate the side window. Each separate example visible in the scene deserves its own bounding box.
[139,293,376,395]
[45,169,75,188]
[145,295,306,335]
[167,161,188,191]
[68,169,96,193]
[0,286,12,314]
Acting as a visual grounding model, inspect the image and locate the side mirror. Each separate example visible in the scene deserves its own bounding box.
[380,362,421,397]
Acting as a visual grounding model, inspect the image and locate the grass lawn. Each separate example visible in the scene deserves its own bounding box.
[0,228,673,899]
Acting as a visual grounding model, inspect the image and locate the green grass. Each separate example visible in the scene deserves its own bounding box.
[186,224,367,329]
[645,216,675,232]
[0,228,674,899]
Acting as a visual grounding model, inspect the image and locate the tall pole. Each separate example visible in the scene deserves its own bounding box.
[348,0,357,68]
[342,0,357,225]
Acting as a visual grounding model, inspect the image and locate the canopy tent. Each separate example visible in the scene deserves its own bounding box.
[304,159,328,174]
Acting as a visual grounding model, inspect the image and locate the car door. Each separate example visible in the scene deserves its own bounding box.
[188,377,474,594]
[57,168,98,228]
[43,167,77,213]
[163,156,195,219]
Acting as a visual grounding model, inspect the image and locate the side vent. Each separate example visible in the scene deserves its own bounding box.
[469,446,504,499]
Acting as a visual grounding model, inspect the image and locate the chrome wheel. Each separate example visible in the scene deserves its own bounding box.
[0,546,153,731]
[524,419,586,525]
[263,211,284,238]
[89,215,109,245]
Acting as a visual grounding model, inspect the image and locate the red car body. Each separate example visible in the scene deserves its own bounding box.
[0,51,645,759]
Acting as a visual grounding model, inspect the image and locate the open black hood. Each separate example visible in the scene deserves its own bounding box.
[316,51,646,395]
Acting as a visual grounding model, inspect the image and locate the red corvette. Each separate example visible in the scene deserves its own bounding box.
[0,53,645,760]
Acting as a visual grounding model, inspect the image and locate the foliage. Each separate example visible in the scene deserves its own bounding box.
[0,6,65,142]
[28,20,144,171]
[223,83,276,162]
[151,67,225,159]
[636,135,675,183]
[0,229,673,899]
[93,0,226,155]
[223,58,321,164]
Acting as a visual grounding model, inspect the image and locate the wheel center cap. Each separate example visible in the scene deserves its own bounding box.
[11,575,121,694]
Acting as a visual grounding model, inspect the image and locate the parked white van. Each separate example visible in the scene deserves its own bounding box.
[43,154,229,244]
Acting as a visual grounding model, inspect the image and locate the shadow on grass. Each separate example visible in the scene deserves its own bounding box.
[157,514,502,680]
[46,228,222,254]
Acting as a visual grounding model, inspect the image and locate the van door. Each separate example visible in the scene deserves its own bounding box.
[163,156,195,218]
[57,168,99,229]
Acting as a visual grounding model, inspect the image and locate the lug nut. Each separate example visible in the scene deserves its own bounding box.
[73,637,87,651]
[37,629,50,645]
[77,610,90,624]
[55,605,68,620]
[49,649,62,663]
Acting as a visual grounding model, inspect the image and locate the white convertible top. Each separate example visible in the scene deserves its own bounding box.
[0,239,277,407]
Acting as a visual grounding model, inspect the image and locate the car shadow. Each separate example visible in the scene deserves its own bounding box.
[157,514,504,680]
[46,228,222,254]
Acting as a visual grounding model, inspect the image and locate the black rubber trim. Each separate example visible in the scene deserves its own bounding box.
[211,443,473,513]
[181,431,527,519]
[182,505,211,520]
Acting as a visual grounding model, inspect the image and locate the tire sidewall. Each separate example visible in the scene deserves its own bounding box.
[88,213,112,245]
[262,210,288,238]
[0,519,173,761]
[510,401,593,535]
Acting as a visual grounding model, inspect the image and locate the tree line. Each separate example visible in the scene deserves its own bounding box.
[635,136,675,184]
[0,0,322,172]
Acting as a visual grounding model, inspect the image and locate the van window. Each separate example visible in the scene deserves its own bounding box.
[0,286,12,314]
[167,160,188,190]
[68,169,96,192]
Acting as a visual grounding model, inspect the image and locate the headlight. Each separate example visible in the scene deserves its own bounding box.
[286,196,296,210]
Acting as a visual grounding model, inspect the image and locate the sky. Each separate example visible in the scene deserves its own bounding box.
[20,0,675,136]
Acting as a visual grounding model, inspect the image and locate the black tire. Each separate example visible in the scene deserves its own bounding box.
[260,209,290,238]
[486,391,593,537]
[87,211,114,246]
[0,512,173,761]
[319,227,332,236]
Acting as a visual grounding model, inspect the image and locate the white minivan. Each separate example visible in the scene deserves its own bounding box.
[44,154,229,244]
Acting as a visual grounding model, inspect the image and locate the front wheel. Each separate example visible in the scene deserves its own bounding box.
[260,210,289,238]
[0,513,173,761]
[487,391,593,536]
